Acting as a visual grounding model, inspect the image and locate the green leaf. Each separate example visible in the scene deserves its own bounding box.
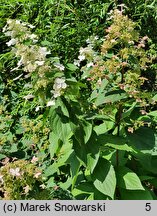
[67,152,80,189]
[82,120,92,144]
[117,166,145,190]
[59,177,72,190]
[148,110,157,117]
[92,158,116,199]
[72,182,108,200]
[95,90,127,106]
[50,107,72,143]
[152,94,157,101]
[67,63,78,71]
[72,136,87,164]
[44,148,73,177]
[49,132,61,158]
[135,153,157,174]
[41,40,51,46]
[122,102,137,119]
[44,163,58,177]
[120,188,153,200]
[94,120,114,135]
[127,127,156,152]
[0,154,6,160]
[86,132,100,173]
[105,143,135,152]
[47,177,56,188]
[72,182,94,200]
[72,120,93,164]
[105,53,114,58]
[97,134,127,146]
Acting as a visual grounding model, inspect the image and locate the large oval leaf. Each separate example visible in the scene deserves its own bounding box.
[95,90,127,106]
[117,166,145,190]
[120,188,153,200]
[92,158,116,199]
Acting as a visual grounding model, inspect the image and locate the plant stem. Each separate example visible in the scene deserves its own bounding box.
[116,102,123,167]
[116,64,125,166]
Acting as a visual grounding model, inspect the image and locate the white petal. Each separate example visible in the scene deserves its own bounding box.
[35,60,45,66]
[23,94,34,100]
[47,100,55,107]
[78,54,85,61]
[6,38,17,46]
[87,62,94,68]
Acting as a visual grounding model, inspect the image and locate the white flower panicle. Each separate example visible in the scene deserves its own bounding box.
[3,19,37,43]
[74,37,98,68]
[3,19,51,73]
[53,78,67,90]
[47,77,67,107]
[3,19,67,108]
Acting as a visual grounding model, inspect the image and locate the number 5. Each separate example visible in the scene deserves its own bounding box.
[145,203,151,211]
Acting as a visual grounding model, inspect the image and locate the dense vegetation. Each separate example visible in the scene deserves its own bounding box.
[0,0,157,200]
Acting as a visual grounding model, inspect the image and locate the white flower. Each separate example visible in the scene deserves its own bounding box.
[79,46,93,59]
[35,106,42,111]
[61,82,67,89]
[29,34,37,40]
[31,156,38,163]
[128,41,134,45]
[0,175,4,184]
[10,168,21,177]
[53,91,61,98]
[7,19,12,24]
[94,36,99,40]
[74,59,80,67]
[39,47,51,57]
[13,74,23,81]
[54,63,65,71]
[2,25,8,32]
[86,38,91,44]
[24,83,33,88]
[28,24,35,29]
[79,47,85,54]
[24,63,37,72]
[40,184,46,189]
[23,185,31,194]
[111,39,116,43]
[53,78,67,90]
[6,38,17,46]
[47,100,55,107]
[34,172,42,178]
[55,77,65,84]
[35,60,45,66]
[87,62,94,68]
[23,94,34,100]
[17,58,23,67]
[78,54,85,61]
[15,20,21,24]
[4,31,12,36]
